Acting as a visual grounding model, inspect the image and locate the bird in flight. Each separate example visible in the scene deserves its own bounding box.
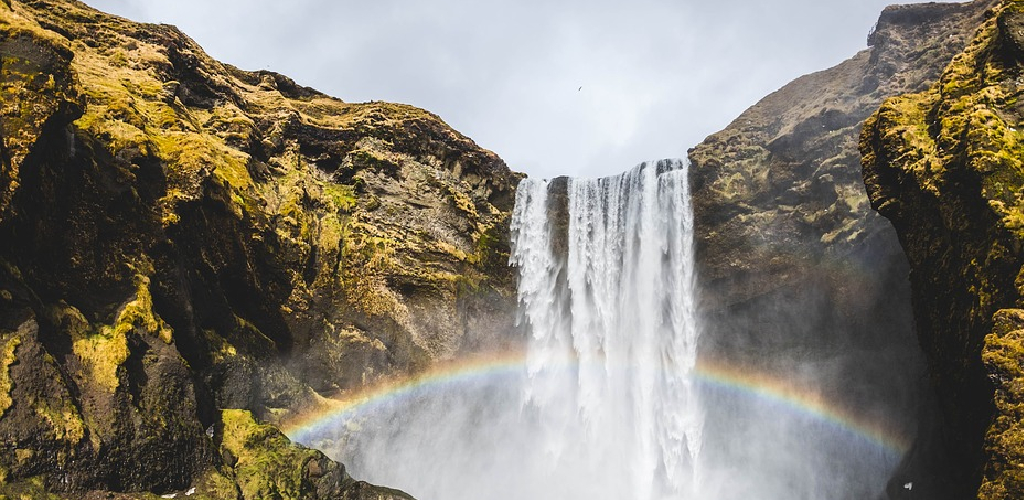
[578,86,582,91]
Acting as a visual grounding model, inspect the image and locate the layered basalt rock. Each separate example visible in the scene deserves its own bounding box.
[0,0,519,496]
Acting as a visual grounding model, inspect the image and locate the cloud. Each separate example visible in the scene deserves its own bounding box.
[85,0,961,179]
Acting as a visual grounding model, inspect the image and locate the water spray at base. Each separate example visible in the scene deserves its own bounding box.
[287,160,906,500]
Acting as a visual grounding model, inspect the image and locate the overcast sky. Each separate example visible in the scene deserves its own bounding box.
[85,0,961,179]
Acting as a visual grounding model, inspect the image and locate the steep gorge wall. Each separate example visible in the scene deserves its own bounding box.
[688,1,994,498]
[0,0,519,497]
[862,1,1024,498]
[2,0,1016,497]
[690,0,991,358]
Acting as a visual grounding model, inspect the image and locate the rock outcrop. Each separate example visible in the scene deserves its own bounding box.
[862,1,1024,498]
[0,0,519,497]
[690,0,992,356]
[688,0,994,498]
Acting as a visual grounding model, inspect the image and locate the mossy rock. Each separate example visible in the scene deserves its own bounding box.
[217,409,413,500]
[0,0,520,497]
[861,2,1024,498]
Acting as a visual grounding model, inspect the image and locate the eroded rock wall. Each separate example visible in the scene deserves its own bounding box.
[0,0,520,496]
[862,2,1024,497]
[689,0,991,355]
[689,1,994,498]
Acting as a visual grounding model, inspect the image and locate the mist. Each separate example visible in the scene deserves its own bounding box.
[289,161,922,500]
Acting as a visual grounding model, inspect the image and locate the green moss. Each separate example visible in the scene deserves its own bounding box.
[230,315,277,352]
[72,320,127,394]
[189,467,241,499]
[32,398,85,445]
[65,273,172,394]
[867,2,1024,238]
[434,240,470,262]
[350,149,399,174]
[149,131,253,192]
[870,93,946,194]
[455,274,483,293]
[0,476,63,500]
[202,329,238,364]
[334,217,401,315]
[292,98,442,130]
[0,5,72,51]
[446,184,480,221]
[219,409,322,500]
[109,48,128,67]
[981,308,1024,500]
[322,183,357,213]
[67,34,255,224]
[471,217,511,269]
[109,275,173,343]
[0,335,19,417]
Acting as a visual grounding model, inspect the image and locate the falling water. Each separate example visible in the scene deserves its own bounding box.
[293,159,907,500]
[510,159,702,499]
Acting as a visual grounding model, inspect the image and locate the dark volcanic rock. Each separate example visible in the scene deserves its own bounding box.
[689,1,994,499]
[0,0,521,497]
[689,0,992,313]
[862,2,1024,498]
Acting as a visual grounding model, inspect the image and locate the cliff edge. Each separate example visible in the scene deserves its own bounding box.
[0,0,520,497]
[688,2,993,498]
[862,1,1024,498]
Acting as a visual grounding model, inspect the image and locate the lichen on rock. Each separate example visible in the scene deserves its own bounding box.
[202,409,412,500]
[0,335,18,417]
[0,0,520,496]
[861,2,1024,497]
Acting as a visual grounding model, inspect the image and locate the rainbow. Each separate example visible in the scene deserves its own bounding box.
[283,351,528,440]
[281,351,911,455]
[694,358,911,454]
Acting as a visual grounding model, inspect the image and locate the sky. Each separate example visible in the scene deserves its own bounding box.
[85,0,962,179]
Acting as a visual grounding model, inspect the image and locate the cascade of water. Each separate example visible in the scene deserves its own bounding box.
[510,159,702,499]
[292,158,908,500]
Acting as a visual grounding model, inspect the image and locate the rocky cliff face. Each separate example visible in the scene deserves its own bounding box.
[0,0,519,497]
[688,1,994,498]
[862,1,1024,498]
[4,0,1018,497]
[689,0,992,353]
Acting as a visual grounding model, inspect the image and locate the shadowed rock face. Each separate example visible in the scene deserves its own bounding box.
[0,0,520,496]
[688,1,995,499]
[862,2,1024,498]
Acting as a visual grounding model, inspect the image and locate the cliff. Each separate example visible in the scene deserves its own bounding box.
[4,0,1018,497]
[688,1,994,498]
[0,0,520,497]
[862,1,1024,498]
[689,0,991,356]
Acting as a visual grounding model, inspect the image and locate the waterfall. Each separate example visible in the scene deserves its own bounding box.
[510,159,702,499]
[292,159,906,500]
